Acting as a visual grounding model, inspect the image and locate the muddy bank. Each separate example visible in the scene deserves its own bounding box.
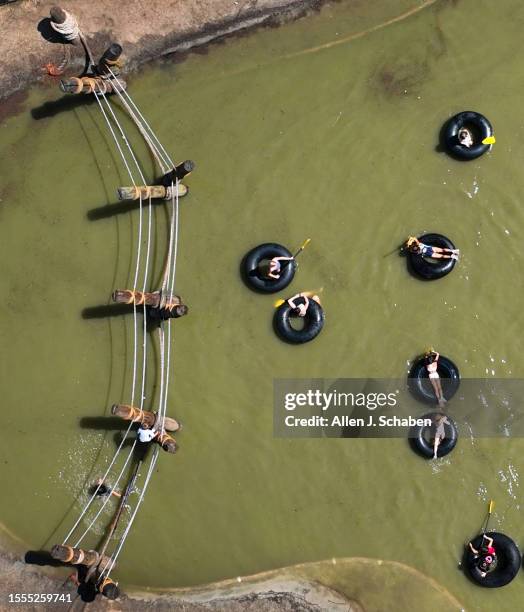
[2,538,465,611]
[0,527,462,611]
[0,0,327,105]
[1,549,358,611]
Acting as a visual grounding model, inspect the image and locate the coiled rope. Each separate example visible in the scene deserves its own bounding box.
[50,10,80,42]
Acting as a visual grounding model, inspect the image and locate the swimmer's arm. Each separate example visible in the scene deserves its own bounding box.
[469,542,479,554]
[273,257,294,262]
[484,536,494,548]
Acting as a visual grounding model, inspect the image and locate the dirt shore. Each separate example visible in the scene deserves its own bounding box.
[1,536,464,612]
[0,544,361,611]
[0,0,326,105]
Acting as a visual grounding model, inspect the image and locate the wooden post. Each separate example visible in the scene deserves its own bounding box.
[161,160,196,184]
[111,289,182,309]
[112,289,162,307]
[157,431,177,454]
[97,43,123,76]
[59,76,127,95]
[99,577,120,599]
[50,7,68,23]
[111,404,180,432]
[50,545,113,569]
[117,183,188,201]
[49,6,80,45]
[149,304,189,320]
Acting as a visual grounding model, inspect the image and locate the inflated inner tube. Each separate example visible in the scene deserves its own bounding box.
[274,298,325,344]
[410,411,457,459]
[407,233,456,281]
[465,532,521,588]
[408,355,460,404]
[241,243,296,293]
[443,111,493,161]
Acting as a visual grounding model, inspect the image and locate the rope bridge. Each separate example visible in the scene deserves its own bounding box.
[42,7,193,599]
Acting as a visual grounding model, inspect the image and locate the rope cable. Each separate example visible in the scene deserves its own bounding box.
[63,91,152,542]
[73,441,137,548]
[107,66,175,169]
[61,66,181,570]
[97,447,160,582]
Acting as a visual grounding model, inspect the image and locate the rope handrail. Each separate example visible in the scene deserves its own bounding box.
[97,447,160,582]
[73,440,137,548]
[107,66,175,171]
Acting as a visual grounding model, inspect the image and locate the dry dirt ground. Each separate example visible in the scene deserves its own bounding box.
[0,0,326,108]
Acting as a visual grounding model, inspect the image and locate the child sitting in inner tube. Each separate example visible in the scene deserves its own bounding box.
[469,536,497,577]
[287,292,321,317]
[425,351,447,408]
[458,127,474,148]
[405,237,459,261]
[432,413,450,459]
[267,256,294,280]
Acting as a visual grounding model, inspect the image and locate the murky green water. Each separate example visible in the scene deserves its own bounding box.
[2,0,524,608]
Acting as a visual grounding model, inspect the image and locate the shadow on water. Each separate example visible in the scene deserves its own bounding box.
[31,96,96,120]
[87,198,167,221]
[82,304,135,320]
[82,304,161,333]
[80,417,130,430]
[435,119,450,154]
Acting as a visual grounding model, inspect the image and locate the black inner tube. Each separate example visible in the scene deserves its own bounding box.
[443,111,493,161]
[274,298,325,344]
[241,243,296,294]
[408,355,460,404]
[409,412,458,459]
[464,532,521,588]
[407,234,456,281]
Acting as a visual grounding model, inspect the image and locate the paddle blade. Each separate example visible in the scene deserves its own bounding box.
[482,135,496,145]
[301,238,312,250]
[488,500,494,514]
[274,299,285,308]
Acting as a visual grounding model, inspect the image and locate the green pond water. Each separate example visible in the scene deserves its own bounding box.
[2,0,524,609]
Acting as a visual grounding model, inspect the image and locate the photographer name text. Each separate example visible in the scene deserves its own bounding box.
[284,414,432,428]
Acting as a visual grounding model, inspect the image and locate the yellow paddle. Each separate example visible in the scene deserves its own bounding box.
[482,135,496,145]
[294,238,311,257]
[482,499,495,537]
